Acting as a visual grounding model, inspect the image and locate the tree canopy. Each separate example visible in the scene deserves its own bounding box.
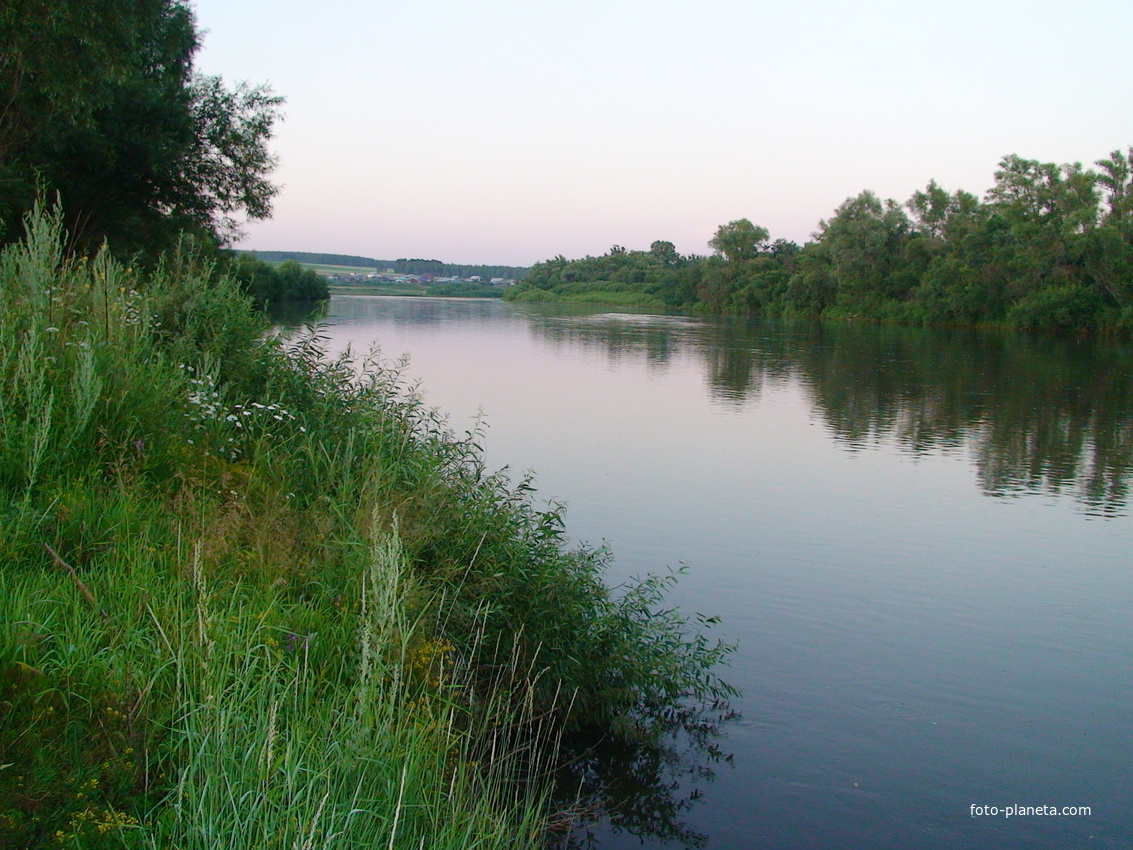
[709,219,770,263]
[0,0,283,257]
[507,147,1133,333]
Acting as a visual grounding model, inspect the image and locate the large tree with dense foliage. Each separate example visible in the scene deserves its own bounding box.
[709,218,769,263]
[0,0,282,257]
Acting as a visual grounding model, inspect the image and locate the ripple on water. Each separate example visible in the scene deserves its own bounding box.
[882,702,929,720]
[827,679,932,722]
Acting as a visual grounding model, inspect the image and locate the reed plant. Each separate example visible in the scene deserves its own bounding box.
[0,205,734,846]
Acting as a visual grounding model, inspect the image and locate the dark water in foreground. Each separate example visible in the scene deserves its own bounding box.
[291,296,1133,849]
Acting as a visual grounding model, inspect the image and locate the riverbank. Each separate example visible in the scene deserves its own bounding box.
[0,209,733,847]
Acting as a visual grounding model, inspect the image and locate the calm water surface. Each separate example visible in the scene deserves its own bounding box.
[299,295,1133,849]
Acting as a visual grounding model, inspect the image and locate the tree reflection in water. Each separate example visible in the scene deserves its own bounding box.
[525,309,1133,517]
[549,701,737,849]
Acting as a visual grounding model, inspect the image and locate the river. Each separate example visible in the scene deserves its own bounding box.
[285,295,1133,849]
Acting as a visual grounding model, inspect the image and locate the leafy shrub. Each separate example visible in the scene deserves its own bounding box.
[1007,284,1106,332]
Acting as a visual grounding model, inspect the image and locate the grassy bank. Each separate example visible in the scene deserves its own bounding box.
[0,208,733,847]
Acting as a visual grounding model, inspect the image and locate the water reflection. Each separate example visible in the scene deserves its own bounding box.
[531,312,696,371]
[265,299,328,326]
[553,706,735,849]
[520,309,1133,515]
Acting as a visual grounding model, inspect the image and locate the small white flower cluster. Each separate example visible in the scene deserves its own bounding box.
[181,364,221,447]
[219,401,307,459]
[228,401,306,431]
[183,370,223,422]
[180,365,306,459]
[123,289,143,326]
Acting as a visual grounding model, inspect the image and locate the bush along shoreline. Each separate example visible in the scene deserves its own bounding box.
[0,207,735,847]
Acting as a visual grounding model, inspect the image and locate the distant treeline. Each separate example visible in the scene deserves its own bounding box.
[250,251,529,280]
[507,147,1133,333]
[252,251,381,268]
[388,258,529,280]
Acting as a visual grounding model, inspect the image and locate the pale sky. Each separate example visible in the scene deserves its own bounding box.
[190,0,1133,266]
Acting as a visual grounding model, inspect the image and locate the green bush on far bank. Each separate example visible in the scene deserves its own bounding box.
[225,253,330,306]
[0,206,734,846]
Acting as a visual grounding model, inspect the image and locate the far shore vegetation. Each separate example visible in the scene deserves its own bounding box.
[242,252,527,299]
[507,148,1133,334]
[248,251,530,283]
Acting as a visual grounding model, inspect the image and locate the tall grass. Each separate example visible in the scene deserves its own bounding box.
[0,205,734,847]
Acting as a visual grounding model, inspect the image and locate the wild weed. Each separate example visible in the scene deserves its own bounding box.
[0,204,734,847]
